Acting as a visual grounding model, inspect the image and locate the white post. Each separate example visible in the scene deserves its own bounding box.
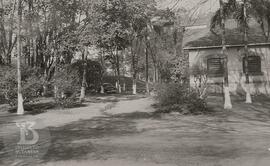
[100,85,105,94]
[245,84,252,103]
[224,86,232,109]
[132,81,137,95]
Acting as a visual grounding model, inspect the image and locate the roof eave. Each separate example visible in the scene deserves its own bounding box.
[184,43,270,50]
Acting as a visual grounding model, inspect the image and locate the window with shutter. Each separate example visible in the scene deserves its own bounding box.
[207,58,224,77]
[243,56,262,75]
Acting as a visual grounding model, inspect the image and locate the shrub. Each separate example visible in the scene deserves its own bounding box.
[71,60,104,91]
[0,95,5,105]
[51,65,81,108]
[54,96,79,108]
[155,83,207,114]
[171,55,190,85]
[0,66,44,106]
[190,64,209,100]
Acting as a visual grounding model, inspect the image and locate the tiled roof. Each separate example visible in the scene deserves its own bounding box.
[184,24,268,48]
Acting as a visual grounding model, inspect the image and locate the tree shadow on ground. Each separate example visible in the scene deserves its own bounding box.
[7,102,87,115]
[86,97,119,103]
[0,139,5,166]
[86,94,147,104]
[207,94,270,123]
[112,111,162,120]
[41,113,149,163]
[40,110,163,164]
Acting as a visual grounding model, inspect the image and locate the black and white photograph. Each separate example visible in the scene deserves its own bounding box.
[1,0,270,165]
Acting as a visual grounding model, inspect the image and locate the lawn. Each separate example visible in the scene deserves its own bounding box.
[1,95,270,166]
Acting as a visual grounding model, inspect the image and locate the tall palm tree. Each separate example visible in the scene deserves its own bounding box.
[242,0,252,103]
[220,0,232,109]
[210,0,233,109]
[227,0,252,103]
[249,0,270,42]
[17,0,24,115]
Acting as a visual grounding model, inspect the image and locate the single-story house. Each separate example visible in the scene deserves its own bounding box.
[184,20,270,95]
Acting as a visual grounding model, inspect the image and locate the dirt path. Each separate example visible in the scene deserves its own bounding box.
[1,96,270,166]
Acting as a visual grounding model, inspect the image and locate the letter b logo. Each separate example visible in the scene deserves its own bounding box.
[16,121,39,145]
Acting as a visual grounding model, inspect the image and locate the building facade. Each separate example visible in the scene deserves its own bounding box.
[183,17,270,95]
[185,44,270,95]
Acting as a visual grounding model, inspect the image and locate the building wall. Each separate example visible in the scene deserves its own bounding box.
[188,46,270,95]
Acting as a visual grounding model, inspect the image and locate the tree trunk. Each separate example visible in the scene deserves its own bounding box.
[118,84,122,93]
[132,68,137,94]
[33,38,37,67]
[131,39,139,95]
[145,47,150,94]
[28,0,35,67]
[151,56,158,83]
[30,39,34,67]
[156,67,159,83]
[123,82,126,92]
[27,39,31,65]
[0,53,3,64]
[79,86,86,102]
[0,0,7,64]
[131,48,137,95]
[100,85,104,94]
[17,0,24,115]
[54,85,58,98]
[149,43,157,83]
[152,69,156,83]
[243,0,252,103]
[6,0,16,65]
[0,0,16,65]
[43,84,48,97]
[220,0,232,109]
[174,27,184,57]
[132,76,137,95]
[145,37,150,94]
[115,48,121,93]
[100,50,105,94]
[79,47,87,102]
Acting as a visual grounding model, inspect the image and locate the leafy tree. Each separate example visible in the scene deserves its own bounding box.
[249,0,270,41]
[128,0,153,94]
[71,59,104,91]
[0,0,17,65]
[0,66,44,107]
[93,0,132,92]
[211,0,270,41]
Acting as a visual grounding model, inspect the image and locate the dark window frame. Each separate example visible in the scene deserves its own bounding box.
[242,56,262,76]
[207,58,224,77]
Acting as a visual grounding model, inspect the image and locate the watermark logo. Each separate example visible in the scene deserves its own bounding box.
[16,121,39,145]
[2,119,51,161]
[15,121,41,158]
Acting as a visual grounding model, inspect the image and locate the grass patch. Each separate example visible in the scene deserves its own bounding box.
[7,101,87,115]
